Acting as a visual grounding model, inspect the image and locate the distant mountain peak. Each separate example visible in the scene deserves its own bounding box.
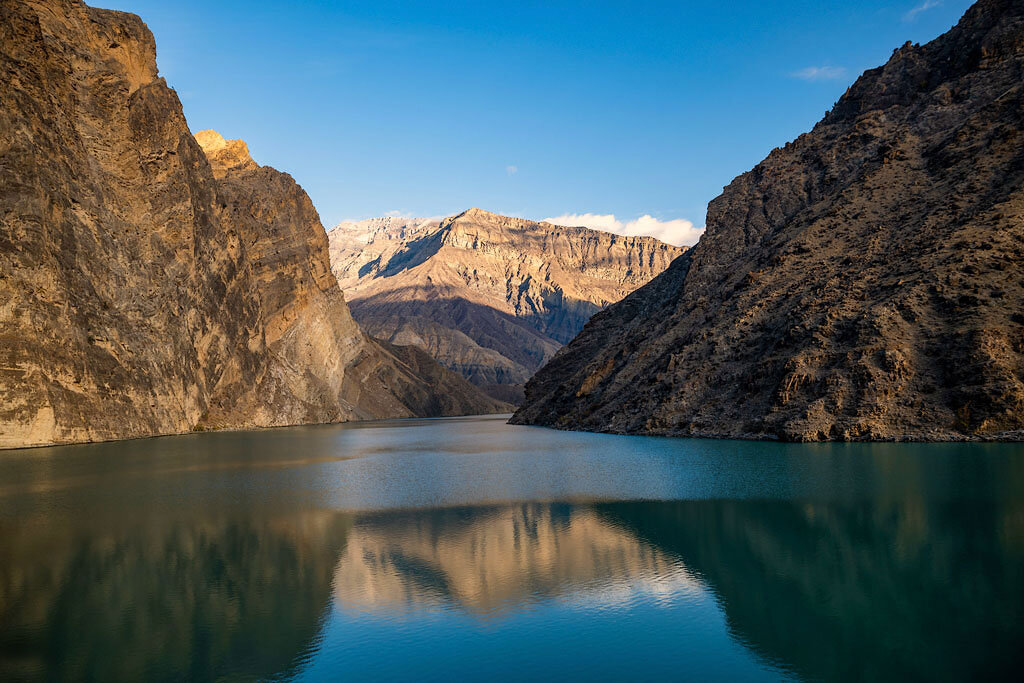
[328,208,686,403]
[456,207,499,219]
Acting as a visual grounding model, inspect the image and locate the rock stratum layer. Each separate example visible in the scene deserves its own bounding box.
[0,0,505,449]
[328,210,684,403]
[514,0,1024,441]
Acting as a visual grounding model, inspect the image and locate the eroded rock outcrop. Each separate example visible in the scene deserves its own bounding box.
[514,0,1024,441]
[328,210,684,402]
[0,0,504,449]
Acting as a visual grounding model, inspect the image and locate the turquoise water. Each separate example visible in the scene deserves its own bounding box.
[1,414,1022,681]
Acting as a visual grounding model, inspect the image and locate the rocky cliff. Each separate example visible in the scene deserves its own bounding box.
[193,130,509,425]
[328,209,684,402]
[514,0,1024,441]
[0,0,504,449]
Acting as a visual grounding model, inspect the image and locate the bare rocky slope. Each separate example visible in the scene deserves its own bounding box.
[329,210,684,403]
[513,0,1024,441]
[0,0,504,449]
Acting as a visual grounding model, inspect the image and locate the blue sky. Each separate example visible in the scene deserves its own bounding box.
[101,0,972,243]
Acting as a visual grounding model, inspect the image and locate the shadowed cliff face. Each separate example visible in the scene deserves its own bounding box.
[514,0,1024,441]
[0,0,503,448]
[328,210,685,403]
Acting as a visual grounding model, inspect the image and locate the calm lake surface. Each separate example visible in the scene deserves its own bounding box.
[1,414,1023,682]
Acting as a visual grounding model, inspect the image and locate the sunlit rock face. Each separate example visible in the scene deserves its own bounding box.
[331,504,698,615]
[328,210,685,403]
[0,0,504,448]
[514,0,1024,441]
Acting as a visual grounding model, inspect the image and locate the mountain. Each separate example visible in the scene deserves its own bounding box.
[328,209,685,403]
[192,131,510,423]
[0,0,504,449]
[513,0,1024,441]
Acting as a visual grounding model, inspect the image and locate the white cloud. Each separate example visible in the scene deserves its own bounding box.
[506,165,518,176]
[542,212,704,247]
[791,66,847,81]
[904,0,940,22]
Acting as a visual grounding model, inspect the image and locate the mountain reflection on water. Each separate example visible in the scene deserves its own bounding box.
[332,504,702,616]
[1,416,1022,681]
